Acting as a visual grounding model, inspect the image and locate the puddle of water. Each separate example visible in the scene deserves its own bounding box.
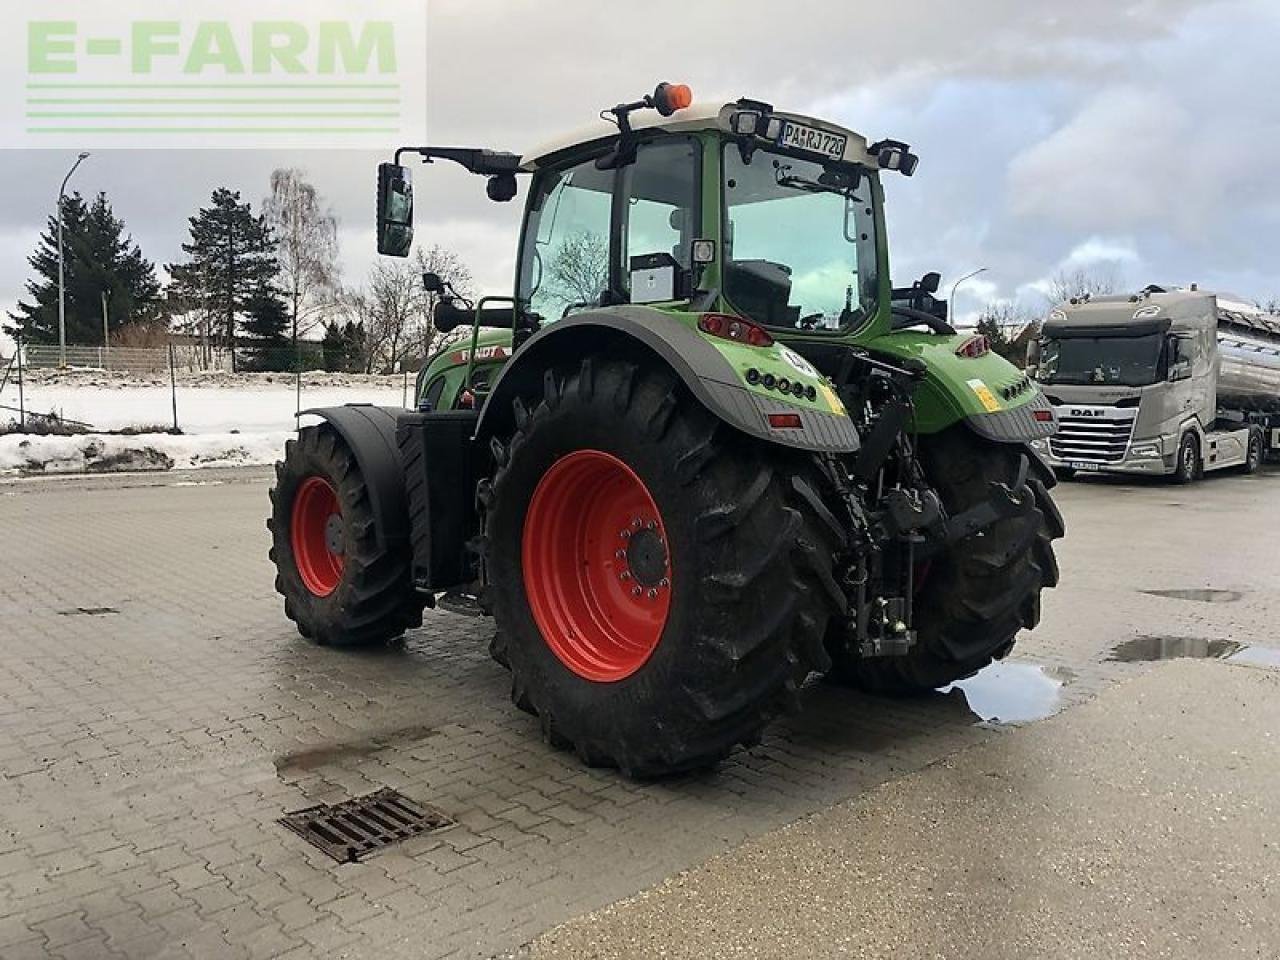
[939,662,1069,725]
[1109,635,1242,662]
[275,724,439,776]
[1140,588,1242,603]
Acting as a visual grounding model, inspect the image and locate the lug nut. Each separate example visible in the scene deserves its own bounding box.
[647,589,658,599]
[620,571,630,580]
[659,577,670,587]
[647,520,656,530]
[615,549,626,559]
[621,529,631,539]
[632,586,642,597]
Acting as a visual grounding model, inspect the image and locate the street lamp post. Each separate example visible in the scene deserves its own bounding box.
[949,267,989,325]
[57,152,91,368]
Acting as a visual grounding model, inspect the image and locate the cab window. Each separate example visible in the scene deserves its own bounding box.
[620,138,699,299]
[518,157,613,323]
[517,138,700,320]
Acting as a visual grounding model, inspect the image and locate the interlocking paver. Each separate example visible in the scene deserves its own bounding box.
[2,465,1277,958]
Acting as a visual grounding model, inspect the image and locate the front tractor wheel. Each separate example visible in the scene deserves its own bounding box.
[828,427,1064,695]
[485,358,842,777]
[268,424,422,647]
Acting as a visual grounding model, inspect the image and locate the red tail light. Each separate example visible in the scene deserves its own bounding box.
[955,335,990,358]
[767,412,803,430]
[698,313,773,347]
[1033,409,1054,422]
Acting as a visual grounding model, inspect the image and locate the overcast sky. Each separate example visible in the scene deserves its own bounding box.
[2,0,1277,348]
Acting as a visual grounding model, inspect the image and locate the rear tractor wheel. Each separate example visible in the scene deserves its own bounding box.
[269,424,422,647]
[827,427,1063,695]
[484,357,843,777]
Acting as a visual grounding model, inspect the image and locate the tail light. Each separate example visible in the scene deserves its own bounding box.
[698,313,773,347]
[955,334,990,358]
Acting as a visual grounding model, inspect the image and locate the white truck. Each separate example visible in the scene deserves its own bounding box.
[1027,285,1280,481]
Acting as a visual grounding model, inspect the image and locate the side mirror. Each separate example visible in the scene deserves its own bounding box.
[376,162,414,257]
[919,271,941,295]
[422,272,445,294]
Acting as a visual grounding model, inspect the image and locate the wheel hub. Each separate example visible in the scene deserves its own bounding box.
[521,450,672,682]
[291,476,345,597]
[623,526,667,587]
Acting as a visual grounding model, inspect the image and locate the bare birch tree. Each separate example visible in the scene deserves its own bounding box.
[263,169,340,340]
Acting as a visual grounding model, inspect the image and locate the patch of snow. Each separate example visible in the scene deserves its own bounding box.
[0,432,290,475]
[2,369,413,435]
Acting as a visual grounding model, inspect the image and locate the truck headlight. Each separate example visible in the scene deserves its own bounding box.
[1030,438,1049,450]
[1130,444,1160,458]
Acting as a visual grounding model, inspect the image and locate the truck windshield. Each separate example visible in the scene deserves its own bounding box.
[1038,334,1165,386]
[722,146,877,332]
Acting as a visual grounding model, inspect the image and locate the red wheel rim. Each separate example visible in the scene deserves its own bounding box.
[522,450,672,682]
[291,476,345,597]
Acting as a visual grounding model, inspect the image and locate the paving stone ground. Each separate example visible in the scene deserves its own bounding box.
[1,464,1276,959]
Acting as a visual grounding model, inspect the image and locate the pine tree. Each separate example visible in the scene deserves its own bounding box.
[6,192,160,344]
[167,188,277,369]
[322,320,366,372]
[240,283,292,371]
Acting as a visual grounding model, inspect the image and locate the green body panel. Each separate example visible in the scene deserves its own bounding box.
[418,328,513,410]
[864,331,1039,433]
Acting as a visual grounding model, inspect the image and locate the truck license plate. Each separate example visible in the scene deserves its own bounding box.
[1068,461,1102,472]
[776,120,848,161]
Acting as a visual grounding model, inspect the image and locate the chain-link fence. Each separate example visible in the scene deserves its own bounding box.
[1,339,412,437]
[18,342,327,374]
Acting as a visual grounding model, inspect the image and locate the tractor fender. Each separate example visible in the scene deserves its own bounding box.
[475,308,860,454]
[298,404,408,551]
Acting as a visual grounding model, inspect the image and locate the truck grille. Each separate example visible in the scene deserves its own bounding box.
[1049,412,1136,462]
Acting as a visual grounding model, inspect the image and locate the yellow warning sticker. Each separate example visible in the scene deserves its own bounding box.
[965,377,1002,413]
[818,381,847,417]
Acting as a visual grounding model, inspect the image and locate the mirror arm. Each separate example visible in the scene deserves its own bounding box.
[394,146,523,177]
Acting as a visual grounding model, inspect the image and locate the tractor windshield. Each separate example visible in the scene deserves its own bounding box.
[722,146,878,332]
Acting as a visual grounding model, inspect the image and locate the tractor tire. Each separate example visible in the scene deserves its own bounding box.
[268,423,422,647]
[827,427,1063,695]
[484,357,842,777]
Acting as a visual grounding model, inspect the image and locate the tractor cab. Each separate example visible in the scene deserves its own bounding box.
[377,87,922,372]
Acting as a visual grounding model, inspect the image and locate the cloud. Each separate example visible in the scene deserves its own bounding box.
[4,0,1279,346]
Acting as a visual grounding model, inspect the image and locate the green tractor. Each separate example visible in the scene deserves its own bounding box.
[269,83,1064,777]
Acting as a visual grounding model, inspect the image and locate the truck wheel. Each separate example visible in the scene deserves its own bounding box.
[1241,430,1264,475]
[484,358,842,777]
[826,427,1062,695]
[1173,433,1200,484]
[268,424,422,647]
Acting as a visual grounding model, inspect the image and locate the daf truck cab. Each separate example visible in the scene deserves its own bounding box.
[1028,285,1280,481]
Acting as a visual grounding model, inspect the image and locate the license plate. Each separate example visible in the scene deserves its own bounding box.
[1069,461,1102,472]
[776,120,848,160]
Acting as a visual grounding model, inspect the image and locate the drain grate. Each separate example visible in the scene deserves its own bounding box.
[280,788,451,863]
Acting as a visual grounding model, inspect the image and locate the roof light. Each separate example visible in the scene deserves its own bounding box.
[698,313,773,347]
[653,82,692,117]
[955,334,990,358]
